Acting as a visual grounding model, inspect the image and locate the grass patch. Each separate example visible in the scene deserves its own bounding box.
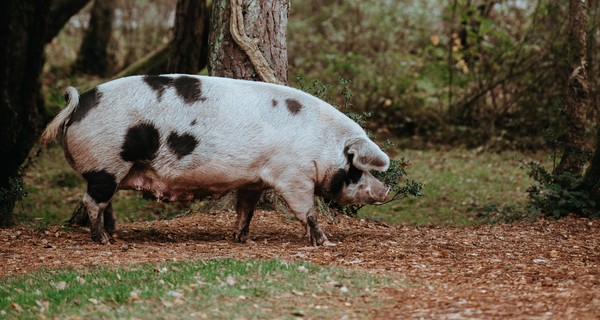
[360,148,544,225]
[0,259,392,319]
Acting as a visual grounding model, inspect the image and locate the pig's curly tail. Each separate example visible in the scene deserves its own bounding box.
[39,87,79,146]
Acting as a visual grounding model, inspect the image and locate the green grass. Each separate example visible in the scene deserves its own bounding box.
[19,145,543,227]
[0,259,392,319]
[360,148,544,225]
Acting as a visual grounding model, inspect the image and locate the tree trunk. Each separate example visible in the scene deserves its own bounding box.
[73,0,116,76]
[168,0,207,73]
[0,1,50,227]
[587,0,599,115]
[208,0,289,83]
[555,0,590,176]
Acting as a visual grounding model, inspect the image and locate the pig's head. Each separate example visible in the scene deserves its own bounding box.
[320,138,391,205]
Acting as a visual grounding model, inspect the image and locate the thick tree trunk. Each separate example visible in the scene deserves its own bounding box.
[0,1,50,227]
[555,0,590,176]
[73,0,116,76]
[208,0,289,83]
[168,0,207,73]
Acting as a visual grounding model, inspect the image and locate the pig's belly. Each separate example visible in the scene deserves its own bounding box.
[118,164,263,202]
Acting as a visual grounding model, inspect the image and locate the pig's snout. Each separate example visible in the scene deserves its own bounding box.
[367,185,391,204]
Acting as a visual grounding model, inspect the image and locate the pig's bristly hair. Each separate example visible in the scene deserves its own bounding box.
[40,87,80,146]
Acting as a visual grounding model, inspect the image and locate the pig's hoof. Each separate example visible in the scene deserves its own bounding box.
[309,231,329,247]
[233,230,249,243]
[92,230,111,245]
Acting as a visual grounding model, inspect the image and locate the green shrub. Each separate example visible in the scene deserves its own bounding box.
[525,161,598,218]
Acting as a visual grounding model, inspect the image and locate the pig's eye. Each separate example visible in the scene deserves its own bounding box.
[345,163,363,185]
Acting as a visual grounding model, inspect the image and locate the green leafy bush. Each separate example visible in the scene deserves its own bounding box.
[525,161,598,218]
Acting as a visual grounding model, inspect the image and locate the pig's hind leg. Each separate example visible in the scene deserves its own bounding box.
[69,201,117,235]
[233,189,264,242]
[81,170,118,244]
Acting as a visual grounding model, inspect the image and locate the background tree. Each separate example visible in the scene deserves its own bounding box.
[0,1,51,226]
[116,1,210,77]
[167,0,208,73]
[73,0,116,76]
[554,0,590,176]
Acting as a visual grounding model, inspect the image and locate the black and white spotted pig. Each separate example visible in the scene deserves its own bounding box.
[40,75,390,246]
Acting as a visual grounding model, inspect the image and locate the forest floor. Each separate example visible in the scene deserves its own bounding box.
[1,211,599,319]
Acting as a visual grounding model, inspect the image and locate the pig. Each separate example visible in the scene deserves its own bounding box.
[40,74,390,246]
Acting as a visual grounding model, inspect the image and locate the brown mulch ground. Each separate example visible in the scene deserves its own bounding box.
[1,211,599,319]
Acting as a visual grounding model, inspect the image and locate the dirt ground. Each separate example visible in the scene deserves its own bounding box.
[1,211,599,319]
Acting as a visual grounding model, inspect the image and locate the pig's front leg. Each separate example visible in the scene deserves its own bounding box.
[305,208,330,246]
[233,189,263,242]
[279,185,331,246]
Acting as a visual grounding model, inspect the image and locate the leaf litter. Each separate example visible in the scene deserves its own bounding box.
[1,210,599,318]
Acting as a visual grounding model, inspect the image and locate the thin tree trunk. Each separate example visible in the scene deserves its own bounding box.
[73,0,116,76]
[167,0,207,73]
[555,0,590,176]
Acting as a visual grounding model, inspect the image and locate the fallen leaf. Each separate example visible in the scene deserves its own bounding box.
[54,281,67,290]
[226,275,236,286]
[10,302,23,312]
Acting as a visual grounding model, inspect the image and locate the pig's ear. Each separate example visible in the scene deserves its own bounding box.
[346,138,390,172]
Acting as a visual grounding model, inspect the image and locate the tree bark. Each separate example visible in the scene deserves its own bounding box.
[208,0,289,83]
[0,1,50,227]
[555,0,590,176]
[73,0,116,76]
[587,0,599,115]
[167,0,207,73]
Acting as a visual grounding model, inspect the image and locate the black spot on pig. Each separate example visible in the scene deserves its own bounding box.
[345,164,363,184]
[272,99,278,107]
[167,132,198,159]
[68,87,102,125]
[285,98,303,114]
[329,169,347,195]
[345,155,363,184]
[120,123,160,162]
[82,170,117,203]
[174,76,206,104]
[144,75,174,101]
